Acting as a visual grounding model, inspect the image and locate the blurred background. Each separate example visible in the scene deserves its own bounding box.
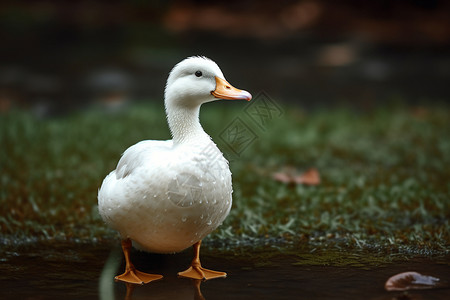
[1,4,450,298]
[1,0,449,116]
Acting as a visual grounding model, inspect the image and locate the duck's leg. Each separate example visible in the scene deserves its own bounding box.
[178,241,226,280]
[115,239,163,285]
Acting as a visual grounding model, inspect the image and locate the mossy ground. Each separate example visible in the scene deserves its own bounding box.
[1,100,449,259]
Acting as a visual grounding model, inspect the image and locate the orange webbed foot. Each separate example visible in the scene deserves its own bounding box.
[178,265,226,281]
[115,239,163,285]
[115,267,163,285]
[178,240,226,281]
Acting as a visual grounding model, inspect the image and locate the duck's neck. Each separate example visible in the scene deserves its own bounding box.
[166,103,210,145]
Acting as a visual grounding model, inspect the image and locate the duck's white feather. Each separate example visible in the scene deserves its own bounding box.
[98,139,232,253]
[115,140,173,179]
[98,56,235,254]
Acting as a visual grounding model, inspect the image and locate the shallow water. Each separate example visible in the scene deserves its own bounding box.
[0,242,448,300]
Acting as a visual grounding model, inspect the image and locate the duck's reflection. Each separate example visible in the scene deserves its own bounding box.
[99,247,216,300]
[122,279,205,300]
[192,280,206,300]
[124,283,136,300]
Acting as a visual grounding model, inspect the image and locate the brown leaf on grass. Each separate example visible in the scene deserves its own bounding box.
[294,168,320,185]
[385,271,441,291]
[410,106,429,120]
[272,167,320,186]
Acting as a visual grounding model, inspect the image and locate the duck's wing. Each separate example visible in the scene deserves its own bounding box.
[115,140,173,179]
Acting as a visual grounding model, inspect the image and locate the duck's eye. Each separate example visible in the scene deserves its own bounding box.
[195,71,202,77]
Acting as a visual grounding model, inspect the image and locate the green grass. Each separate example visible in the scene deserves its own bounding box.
[1,101,449,257]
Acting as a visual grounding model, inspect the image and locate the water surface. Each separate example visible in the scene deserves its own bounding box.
[1,242,448,299]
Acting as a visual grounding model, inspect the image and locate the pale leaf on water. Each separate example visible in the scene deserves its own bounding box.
[385,271,441,291]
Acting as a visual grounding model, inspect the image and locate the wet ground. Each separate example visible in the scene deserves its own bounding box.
[1,242,449,300]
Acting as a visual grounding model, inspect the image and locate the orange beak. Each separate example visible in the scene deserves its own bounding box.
[211,76,252,101]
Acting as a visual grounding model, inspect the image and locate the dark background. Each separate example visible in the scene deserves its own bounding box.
[1,0,449,116]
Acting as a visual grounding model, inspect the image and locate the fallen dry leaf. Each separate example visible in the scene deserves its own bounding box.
[272,171,293,184]
[272,167,320,186]
[385,271,441,291]
[410,106,430,120]
[294,168,320,185]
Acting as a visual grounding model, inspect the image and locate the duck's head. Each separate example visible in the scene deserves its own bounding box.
[165,56,252,108]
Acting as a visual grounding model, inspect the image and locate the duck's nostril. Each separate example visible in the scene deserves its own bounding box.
[226,86,231,89]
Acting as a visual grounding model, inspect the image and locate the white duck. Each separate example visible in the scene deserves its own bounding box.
[98,56,251,284]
